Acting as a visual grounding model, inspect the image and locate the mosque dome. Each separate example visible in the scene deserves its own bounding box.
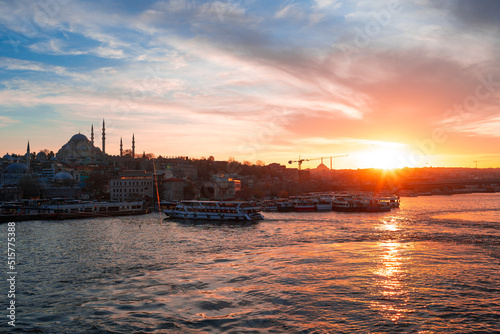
[316,163,330,171]
[70,133,89,142]
[36,152,48,161]
[50,156,58,161]
[6,162,29,173]
[54,172,74,180]
[2,154,13,161]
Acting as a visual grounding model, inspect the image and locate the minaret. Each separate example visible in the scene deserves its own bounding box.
[120,137,123,157]
[102,119,106,157]
[91,124,95,162]
[26,141,31,169]
[132,133,135,159]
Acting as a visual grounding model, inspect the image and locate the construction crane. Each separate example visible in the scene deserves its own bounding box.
[473,160,489,168]
[328,154,348,170]
[288,156,321,171]
[288,154,348,170]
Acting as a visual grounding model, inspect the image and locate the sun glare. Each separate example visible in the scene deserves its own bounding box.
[356,147,408,170]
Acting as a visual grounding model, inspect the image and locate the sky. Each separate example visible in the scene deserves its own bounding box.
[1,0,500,169]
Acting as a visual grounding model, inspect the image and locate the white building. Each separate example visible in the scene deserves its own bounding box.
[109,170,154,201]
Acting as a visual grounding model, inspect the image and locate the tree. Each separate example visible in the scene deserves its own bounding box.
[277,190,289,198]
[183,182,198,200]
[85,171,111,200]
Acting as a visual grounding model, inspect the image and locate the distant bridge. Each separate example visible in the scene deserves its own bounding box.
[402,178,500,189]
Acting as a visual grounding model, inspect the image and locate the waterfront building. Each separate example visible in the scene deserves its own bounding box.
[163,157,198,180]
[109,170,154,202]
[205,173,241,200]
[162,178,185,201]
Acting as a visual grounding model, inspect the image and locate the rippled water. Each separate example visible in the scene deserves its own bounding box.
[1,193,500,333]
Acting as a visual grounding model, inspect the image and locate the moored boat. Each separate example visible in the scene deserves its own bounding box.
[292,197,316,212]
[363,198,391,212]
[316,195,333,211]
[331,194,392,212]
[164,201,264,222]
[276,199,294,212]
[0,200,148,223]
[261,200,278,212]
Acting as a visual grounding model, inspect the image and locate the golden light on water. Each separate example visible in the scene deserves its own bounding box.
[379,217,400,232]
[371,241,413,323]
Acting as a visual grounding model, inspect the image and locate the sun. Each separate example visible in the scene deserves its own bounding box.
[356,147,408,170]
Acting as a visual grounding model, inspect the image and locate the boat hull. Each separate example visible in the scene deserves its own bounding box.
[164,211,263,221]
[294,206,316,212]
[0,209,148,223]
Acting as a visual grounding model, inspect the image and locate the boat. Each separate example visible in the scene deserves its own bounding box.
[0,200,148,223]
[331,195,391,212]
[292,197,316,212]
[386,195,400,208]
[164,201,264,222]
[261,200,278,212]
[332,196,365,212]
[153,201,178,212]
[315,195,333,211]
[363,198,391,212]
[276,199,294,212]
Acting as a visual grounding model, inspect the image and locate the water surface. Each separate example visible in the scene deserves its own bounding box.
[1,193,499,333]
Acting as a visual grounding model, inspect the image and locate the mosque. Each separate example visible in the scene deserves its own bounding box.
[56,120,106,163]
[1,119,137,187]
[56,119,136,163]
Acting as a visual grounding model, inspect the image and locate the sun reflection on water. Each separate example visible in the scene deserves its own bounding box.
[378,216,400,232]
[371,241,413,323]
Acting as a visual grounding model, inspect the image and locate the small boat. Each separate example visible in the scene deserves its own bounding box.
[164,201,264,222]
[276,200,294,212]
[261,200,278,212]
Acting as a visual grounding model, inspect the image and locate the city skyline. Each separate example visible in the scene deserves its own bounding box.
[1,1,500,169]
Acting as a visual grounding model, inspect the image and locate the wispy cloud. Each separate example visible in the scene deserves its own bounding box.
[0,116,19,128]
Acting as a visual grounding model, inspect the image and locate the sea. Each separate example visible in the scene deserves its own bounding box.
[1,193,499,333]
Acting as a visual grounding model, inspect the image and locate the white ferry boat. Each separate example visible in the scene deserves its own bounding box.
[164,201,264,222]
[0,200,147,222]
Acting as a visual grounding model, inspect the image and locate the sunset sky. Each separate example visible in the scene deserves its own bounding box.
[1,0,500,169]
